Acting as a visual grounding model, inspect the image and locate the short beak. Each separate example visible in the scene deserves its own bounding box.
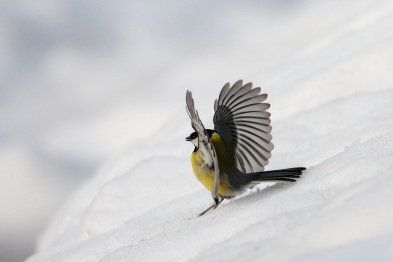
[185,136,191,141]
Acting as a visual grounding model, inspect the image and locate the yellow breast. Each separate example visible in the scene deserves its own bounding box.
[190,134,233,197]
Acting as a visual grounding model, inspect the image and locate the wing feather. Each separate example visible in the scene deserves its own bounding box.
[236,146,254,172]
[226,88,261,109]
[213,80,274,173]
[238,137,267,165]
[222,80,244,105]
[232,93,267,108]
[226,82,253,106]
[218,83,230,104]
[186,91,220,196]
[236,118,271,126]
[234,111,271,119]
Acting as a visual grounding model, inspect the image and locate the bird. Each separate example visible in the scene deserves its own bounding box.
[185,80,306,216]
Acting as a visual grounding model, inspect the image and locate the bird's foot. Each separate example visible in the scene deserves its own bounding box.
[198,196,224,217]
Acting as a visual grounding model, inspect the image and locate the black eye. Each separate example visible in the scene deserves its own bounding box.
[190,132,197,139]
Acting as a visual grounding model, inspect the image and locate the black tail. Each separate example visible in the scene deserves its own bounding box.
[250,167,306,183]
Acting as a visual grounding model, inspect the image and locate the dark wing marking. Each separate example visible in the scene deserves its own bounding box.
[213,80,274,173]
[186,90,220,196]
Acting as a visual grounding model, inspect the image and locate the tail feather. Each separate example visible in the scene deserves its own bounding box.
[246,167,306,188]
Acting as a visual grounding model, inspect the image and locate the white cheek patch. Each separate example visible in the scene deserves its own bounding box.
[191,137,198,147]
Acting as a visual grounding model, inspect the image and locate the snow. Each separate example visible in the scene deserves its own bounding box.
[2,0,393,261]
[27,88,393,261]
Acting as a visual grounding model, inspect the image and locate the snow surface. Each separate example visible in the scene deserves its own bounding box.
[19,1,393,261]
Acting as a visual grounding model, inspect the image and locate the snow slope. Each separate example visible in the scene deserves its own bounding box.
[25,1,393,262]
[26,87,393,262]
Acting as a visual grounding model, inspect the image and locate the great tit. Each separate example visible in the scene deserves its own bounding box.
[186,80,306,216]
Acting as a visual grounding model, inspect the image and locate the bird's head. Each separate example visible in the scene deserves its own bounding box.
[185,132,198,147]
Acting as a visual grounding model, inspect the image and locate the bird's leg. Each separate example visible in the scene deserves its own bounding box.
[198,195,224,217]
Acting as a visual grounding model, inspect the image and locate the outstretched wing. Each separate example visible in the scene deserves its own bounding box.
[213,80,274,173]
[186,91,220,196]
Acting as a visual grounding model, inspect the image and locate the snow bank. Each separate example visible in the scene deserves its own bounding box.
[26,86,393,261]
[25,1,393,261]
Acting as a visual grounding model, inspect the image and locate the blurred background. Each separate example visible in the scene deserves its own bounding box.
[1,0,391,261]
